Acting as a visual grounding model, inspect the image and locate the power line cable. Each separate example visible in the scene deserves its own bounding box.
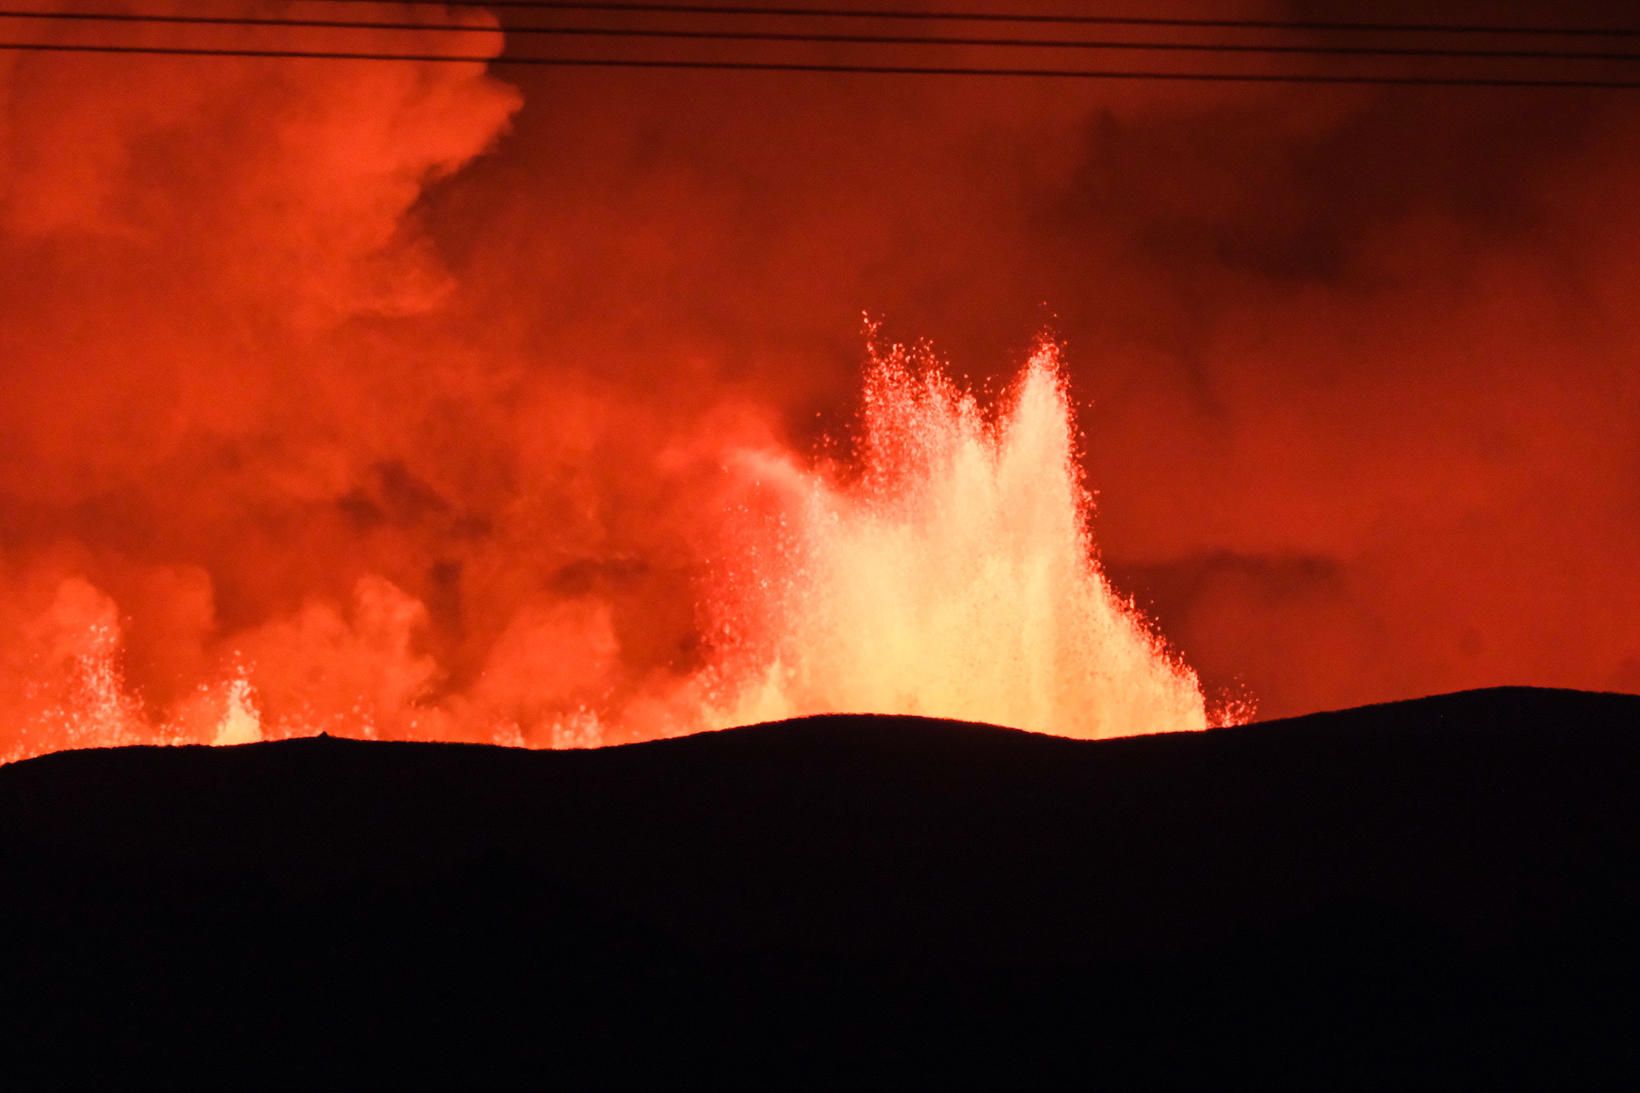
[11,9,1640,64]
[297,0,1640,39]
[6,39,1640,87]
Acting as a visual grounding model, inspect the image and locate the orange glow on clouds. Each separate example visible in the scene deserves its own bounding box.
[6,2,1637,765]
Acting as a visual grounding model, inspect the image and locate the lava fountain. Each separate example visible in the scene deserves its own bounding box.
[699,335,1217,739]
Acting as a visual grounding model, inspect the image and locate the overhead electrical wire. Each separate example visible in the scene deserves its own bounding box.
[295,0,1640,39]
[9,2,1640,86]
[6,38,1640,88]
[7,8,1640,64]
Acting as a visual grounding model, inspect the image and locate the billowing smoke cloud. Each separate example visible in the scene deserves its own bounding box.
[3,1,1638,760]
[442,0,1640,721]
[0,1,533,752]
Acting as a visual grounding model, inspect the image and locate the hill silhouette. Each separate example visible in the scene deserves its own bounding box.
[3,686,1637,1082]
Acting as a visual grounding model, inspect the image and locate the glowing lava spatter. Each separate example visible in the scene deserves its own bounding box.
[0,333,1232,765]
[701,337,1213,739]
[212,669,263,747]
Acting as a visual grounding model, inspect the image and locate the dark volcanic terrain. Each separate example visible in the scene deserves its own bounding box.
[3,687,1637,1081]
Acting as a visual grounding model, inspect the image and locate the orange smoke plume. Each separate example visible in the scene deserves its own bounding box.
[21,1,1635,765]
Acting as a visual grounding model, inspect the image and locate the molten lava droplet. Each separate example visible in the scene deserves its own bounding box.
[705,338,1212,738]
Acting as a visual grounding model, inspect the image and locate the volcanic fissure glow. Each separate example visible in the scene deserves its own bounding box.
[0,334,1222,764]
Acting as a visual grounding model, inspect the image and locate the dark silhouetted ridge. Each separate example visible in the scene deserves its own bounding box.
[2,685,1637,1082]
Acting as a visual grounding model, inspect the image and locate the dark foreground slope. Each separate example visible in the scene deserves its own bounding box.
[3,687,1638,1082]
